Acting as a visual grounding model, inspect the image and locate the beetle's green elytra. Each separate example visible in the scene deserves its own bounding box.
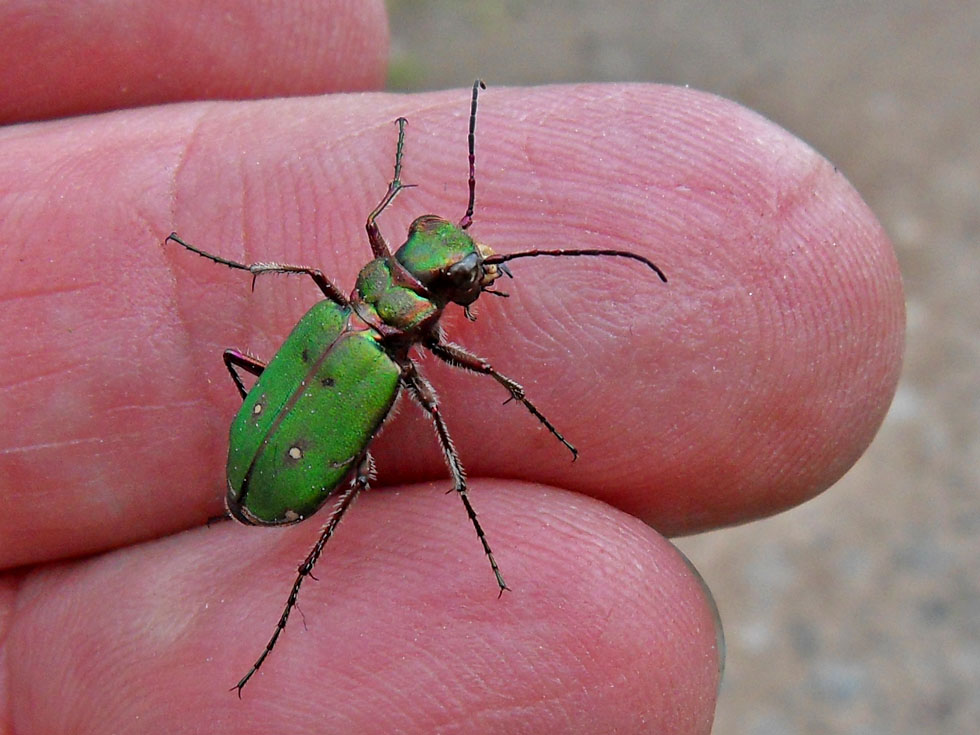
[165,80,666,695]
[227,300,401,525]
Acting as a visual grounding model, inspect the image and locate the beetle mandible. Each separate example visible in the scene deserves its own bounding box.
[166,81,666,695]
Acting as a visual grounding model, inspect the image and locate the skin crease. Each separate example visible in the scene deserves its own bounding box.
[0,3,903,734]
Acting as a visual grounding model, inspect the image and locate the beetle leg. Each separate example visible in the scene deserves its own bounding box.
[399,359,508,595]
[223,349,266,401]
[366,117,416,259]
[233,451,372,696]
[165,233,349,305]
[244,262,349,306]
[424,338,578,460]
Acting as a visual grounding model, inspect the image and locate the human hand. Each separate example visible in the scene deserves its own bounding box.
[0,3,903,733]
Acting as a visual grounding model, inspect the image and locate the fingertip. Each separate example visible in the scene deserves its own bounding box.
[425,84,904,531]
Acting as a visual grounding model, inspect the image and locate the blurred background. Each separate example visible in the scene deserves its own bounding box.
[388,2,977,733]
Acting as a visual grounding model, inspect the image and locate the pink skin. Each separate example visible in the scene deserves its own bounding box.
[0,4,903,734]
[0,0,389,123]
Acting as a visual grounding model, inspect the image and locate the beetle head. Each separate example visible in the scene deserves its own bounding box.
[395,214,504,306]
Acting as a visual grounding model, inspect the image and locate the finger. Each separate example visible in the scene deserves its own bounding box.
[0,84,903,566]
[0,0,389,123]
[389,84,906,536]
[5,483,722,734]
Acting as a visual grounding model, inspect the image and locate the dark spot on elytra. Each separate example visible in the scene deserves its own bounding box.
[301,348,310,363]
[320,376,336,387]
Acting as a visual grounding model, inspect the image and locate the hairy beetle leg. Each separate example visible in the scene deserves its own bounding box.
[425,338,577,460]
[400,359,509,595]
[233,451,374,696]
[165,233,348,306]
[366,117,416,260]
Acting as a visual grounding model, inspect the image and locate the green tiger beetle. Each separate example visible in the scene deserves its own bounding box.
[166,81,666,695]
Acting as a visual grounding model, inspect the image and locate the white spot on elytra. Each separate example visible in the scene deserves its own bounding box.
[253,403,263,415]
[288,446,302,460]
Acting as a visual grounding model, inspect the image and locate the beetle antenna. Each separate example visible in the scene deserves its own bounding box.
[459,80,485,231]
[484,248,667,282]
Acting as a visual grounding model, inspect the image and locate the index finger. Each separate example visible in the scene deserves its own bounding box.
[0,84,904,567]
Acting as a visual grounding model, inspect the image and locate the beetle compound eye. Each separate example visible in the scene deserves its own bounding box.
[447,253,480,286]
[440,252,486,306]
